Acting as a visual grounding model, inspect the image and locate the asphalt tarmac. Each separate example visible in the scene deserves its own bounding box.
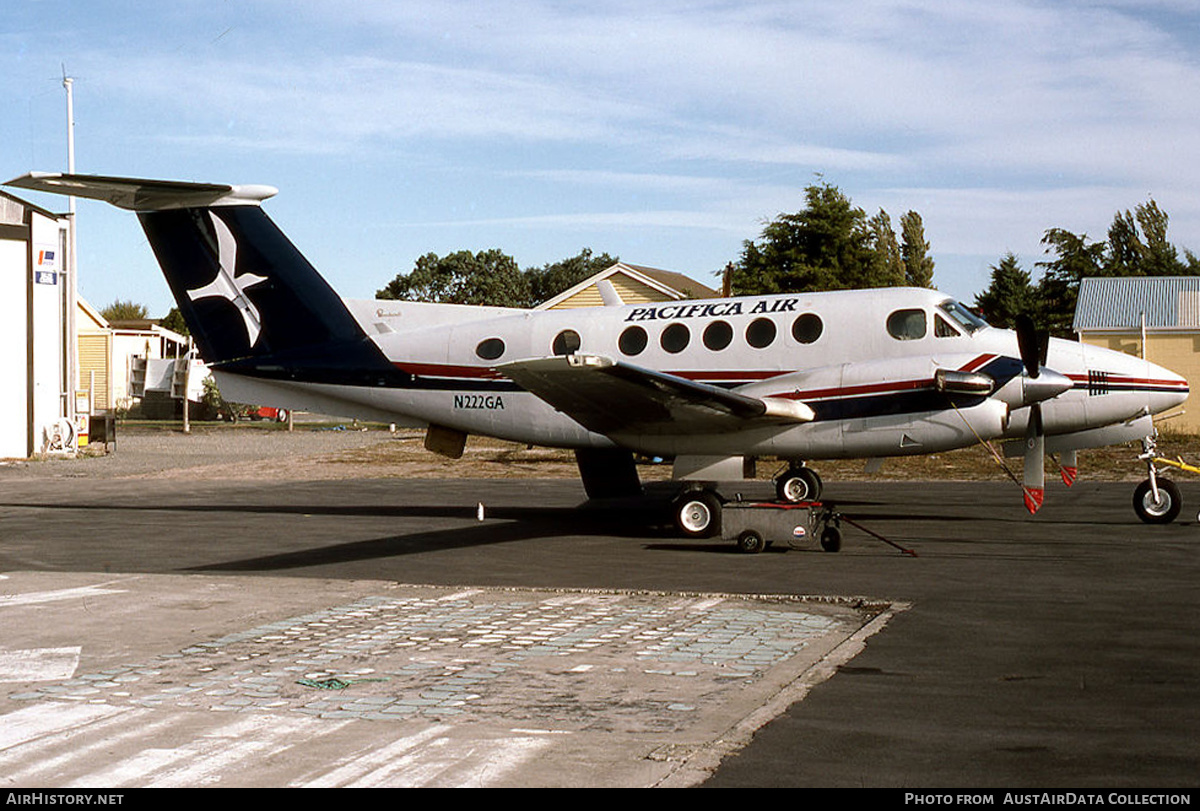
[1,462,1197,787]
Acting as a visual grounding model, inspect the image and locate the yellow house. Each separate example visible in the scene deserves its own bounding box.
[536,262,719,310]
[76,299,193,415]
[77,299,114,412]
[1074,277,1197,433]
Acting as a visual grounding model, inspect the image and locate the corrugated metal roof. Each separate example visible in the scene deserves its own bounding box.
[1073,276,1200,331]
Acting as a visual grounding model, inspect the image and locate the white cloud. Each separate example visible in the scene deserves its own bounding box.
[7,0,1200,309]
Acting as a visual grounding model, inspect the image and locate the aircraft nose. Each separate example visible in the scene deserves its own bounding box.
[1147,359,1189,411]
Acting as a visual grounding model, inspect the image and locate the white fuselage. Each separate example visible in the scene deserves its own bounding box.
[214,287,1189,462]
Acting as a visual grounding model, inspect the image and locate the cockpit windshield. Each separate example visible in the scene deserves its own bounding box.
[938,299,988,334]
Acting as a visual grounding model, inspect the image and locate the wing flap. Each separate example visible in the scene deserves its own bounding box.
[498,354,813,436]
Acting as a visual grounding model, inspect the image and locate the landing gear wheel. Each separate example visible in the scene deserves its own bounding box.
[820,525,842,553]
[1133,478,1181,524]
[775,466,822,503]
[673,490,722,538]
[736,530,765,554]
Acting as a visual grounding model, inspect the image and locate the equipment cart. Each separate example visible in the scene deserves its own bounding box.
[719,500,842,554]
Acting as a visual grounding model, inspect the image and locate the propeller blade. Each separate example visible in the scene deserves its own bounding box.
[1023,404,1045,514]
[1015,315,1039,378]
[1015,314,1048,379]
[1058,449,1078,487]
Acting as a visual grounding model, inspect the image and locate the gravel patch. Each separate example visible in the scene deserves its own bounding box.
[0,426,396,482]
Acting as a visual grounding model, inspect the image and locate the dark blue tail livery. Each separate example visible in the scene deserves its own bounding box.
[139,206,405,386]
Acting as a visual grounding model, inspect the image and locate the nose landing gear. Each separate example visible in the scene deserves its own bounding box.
[1134,434,1186,524]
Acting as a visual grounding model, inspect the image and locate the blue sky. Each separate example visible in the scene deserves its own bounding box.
[5,1,1200,316]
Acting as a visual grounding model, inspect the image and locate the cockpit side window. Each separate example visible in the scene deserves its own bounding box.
[939,299,988,333]
[935,314,961,338]
[887,308,926,341]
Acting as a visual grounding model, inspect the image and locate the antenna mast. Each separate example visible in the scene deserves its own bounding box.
[62,66,79,442]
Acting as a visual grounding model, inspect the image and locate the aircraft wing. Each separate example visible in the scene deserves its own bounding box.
[498,354,813,436]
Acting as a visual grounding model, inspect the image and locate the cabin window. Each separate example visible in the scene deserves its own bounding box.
[746,317,776,348]
[619,325,648,356]
[552,329,582,355]
[475,337,506,360]
[886,309,926,341]
[791,313,823,344]
[661,322,690,353]
[703,320,733,351]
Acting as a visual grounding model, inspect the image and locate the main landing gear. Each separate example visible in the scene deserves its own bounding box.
[774,464,823,503]
[670,462,825,540]
[672,488,723,538]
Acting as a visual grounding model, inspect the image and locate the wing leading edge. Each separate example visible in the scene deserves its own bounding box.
[498,354,813,436]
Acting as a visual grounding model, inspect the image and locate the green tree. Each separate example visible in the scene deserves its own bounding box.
[1034,228,1106,336]
[1029,199,1200,336]
[730,182,922,295]
[1104,209,1144,277]
[100,299,149,321]
[974,253,1034,329]
[868,210,906,288]
[900,211,935,288]
[377,249,531,307]
[1135,199,1181,276]
[526,248,618,305]
[159,306,190,336]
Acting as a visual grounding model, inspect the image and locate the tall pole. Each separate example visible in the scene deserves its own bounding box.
[63,72,78,448]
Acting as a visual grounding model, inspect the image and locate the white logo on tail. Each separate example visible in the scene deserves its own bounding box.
[187,212,268,346]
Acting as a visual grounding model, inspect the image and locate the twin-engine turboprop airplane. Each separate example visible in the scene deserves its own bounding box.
[7,172,1191,534]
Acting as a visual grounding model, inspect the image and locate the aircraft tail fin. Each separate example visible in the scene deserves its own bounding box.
[6,172,404,386]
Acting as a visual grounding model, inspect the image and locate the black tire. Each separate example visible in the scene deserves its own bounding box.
[1133,478,1181,524]
[820,526,842,552]
[776,466,822,503]
[673,490,722,538]
[736,530,765,554]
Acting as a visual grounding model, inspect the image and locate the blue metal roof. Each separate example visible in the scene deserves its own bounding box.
[1073,277,1200,331]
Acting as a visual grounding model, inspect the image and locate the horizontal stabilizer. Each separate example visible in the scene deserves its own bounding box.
[5,172,277,211]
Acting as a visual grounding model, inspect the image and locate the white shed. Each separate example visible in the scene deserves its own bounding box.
[0,190,75,458]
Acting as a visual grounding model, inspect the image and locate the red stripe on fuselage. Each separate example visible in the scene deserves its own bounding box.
[1065,373,1189,391]
[394,362,505,380]
[960,353,997,373]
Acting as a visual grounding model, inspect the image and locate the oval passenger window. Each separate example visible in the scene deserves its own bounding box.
[552,329,581,356]
[475,337,506,360]
[792,313,823,344]
[661,323,690,353]
[703,320,733,351]
[746,317,777,348]
[619,325,648,356]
